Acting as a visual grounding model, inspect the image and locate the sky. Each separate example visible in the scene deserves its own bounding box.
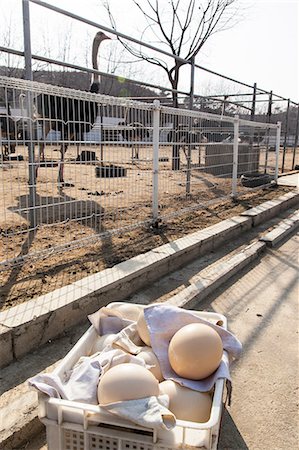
[0,0,298,107]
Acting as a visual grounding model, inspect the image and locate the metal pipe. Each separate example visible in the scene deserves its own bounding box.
[22,0,33,81]
[0,46,190,98]
[29,0,188,64]
[29,1,298,104]
[2,44,298,109]
[231,116,239,198]
[264,91,273,172]
[250,83,257,121]
[189,56,195,110]
[275,122,281,181]
[292,105,299,169]
[152,100,160,225]
[282,99,290,172]
[22,0,37,230]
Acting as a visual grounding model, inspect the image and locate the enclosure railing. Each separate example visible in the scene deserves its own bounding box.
[0,75,280,270]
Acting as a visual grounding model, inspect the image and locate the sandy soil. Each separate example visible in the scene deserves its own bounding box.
[0,185,293,311]
[0,143,297,310]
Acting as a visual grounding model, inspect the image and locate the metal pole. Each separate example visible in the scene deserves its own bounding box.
[282,98,290,172]
[291,105,299,170]
[267,91,273,121]
[22,0,37,229]
[186,145,191,196]
[264,91,273,173]
[189,56,195,110]
[251,83,257,121]
[231,115,239,198]
[23,0,33,82]
[152,100,160,226]
[275,122,281,182]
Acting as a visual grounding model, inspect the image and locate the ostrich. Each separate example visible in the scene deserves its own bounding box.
[119,121,150,161]
[168,122,207,166]
[0,105,17,158]
[36,31,110,184]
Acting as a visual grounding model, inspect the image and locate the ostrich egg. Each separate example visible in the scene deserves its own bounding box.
[108,303,143,321]
[168,323,223,380]
[136,303,164,346]
[138,347,164,381]
[97,363,159,405]
[90,333,117,355]
[159,380,212,423]
[136,311,151,346]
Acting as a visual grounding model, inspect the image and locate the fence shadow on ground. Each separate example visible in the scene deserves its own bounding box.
[1,189,115,307]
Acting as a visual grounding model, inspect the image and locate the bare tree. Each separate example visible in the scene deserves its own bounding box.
[102,0,239,108]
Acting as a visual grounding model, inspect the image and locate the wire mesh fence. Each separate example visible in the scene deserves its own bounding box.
[0,76,280,270]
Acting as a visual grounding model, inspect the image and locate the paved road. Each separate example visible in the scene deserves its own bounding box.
[195,232,299,450]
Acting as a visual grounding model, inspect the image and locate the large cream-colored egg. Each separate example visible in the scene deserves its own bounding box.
[97,363,159,405]
[168,323,223,380]
[136,311,151,345]
[138,347,164,381]
[107,303,143,321]
[90,334,117,355]
[159,380,212,423]
[136,303,164,346]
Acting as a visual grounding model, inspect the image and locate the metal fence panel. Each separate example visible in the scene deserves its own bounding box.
[0,76,279,270]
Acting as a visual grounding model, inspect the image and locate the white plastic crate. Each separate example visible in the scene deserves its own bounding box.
[38,303,228,450]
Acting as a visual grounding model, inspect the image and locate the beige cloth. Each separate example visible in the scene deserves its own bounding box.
[100,394,176,430]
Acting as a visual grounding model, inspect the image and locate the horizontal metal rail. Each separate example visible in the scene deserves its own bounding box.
[0,46,189,98]
[27,0,298,106]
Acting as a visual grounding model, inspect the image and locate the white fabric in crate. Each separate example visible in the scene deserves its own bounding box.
[101,394,176,430]
[143,304,242,391]
[88,303,242,391]
[88,306,145,353]
[29,348,146,404]
[29,347,176,430]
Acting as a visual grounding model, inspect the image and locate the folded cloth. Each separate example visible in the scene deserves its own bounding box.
[29,348,146,404]
[112,322,145,354]
[100,394,176,430]
[28,353,102,404]
[144,304,242,392]
[88,306,145,353]
[88,306,133,335]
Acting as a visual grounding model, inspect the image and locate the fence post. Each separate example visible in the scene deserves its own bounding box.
[275,122,281,182]
[264,91,273,173]
[281,98,290,173]
[292,105,299,170]
[22,0,37,230]
[250,83,257,121]
[152,100,160,226]
[231,115,239,198]
[189,56,195,110]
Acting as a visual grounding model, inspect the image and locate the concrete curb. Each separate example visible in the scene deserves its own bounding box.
[168,241,266,310]
[0,191,298,369]
[260,210,299,247]
[240,191,299,226]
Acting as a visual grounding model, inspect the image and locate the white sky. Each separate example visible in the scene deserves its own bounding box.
[0,0,298,105]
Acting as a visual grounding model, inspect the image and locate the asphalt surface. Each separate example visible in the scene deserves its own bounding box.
[195,232,299,450]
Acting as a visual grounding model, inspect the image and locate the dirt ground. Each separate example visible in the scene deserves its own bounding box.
[0,180,294,311]
[0,142,297,311]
